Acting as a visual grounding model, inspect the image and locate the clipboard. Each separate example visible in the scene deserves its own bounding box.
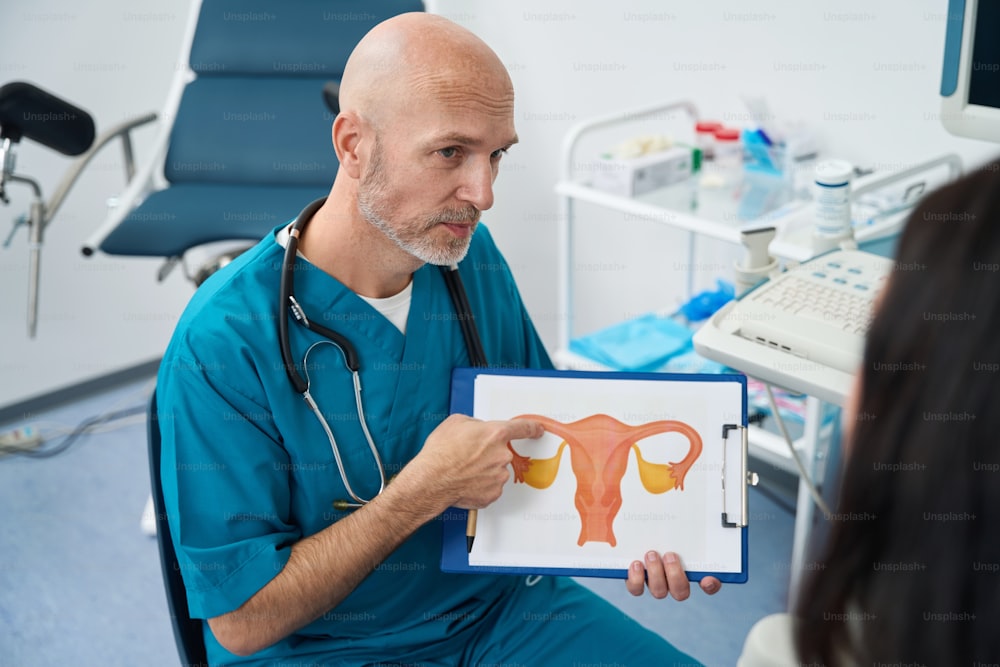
[441,367,751,584]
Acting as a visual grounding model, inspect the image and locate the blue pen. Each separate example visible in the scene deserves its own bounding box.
[756,128,774,146]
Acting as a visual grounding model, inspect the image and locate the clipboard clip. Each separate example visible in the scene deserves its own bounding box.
[721,424,758,528]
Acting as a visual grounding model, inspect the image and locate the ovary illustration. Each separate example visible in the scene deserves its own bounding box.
[508,414,702,547]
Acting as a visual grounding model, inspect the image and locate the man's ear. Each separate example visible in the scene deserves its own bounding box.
[332,112,363,179]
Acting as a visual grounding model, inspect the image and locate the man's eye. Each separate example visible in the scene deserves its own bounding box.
[491,147,509,160]
[438,147,459,159]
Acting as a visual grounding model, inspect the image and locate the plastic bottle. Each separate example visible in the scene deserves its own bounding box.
[813,160,853,238]
[694,121,723,160]
[713,127,743,190]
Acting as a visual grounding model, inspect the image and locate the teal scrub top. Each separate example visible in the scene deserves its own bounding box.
[157,223,552,664]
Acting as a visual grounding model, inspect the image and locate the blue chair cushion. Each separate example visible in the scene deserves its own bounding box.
[164,78,339,186]
[99,184,328,256]
[99,0,425,259]
[189,0,425,77]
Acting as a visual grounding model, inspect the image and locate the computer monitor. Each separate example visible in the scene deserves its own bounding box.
[940,0,1000,143]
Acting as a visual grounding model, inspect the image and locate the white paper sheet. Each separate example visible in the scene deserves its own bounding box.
[469,374,744,574]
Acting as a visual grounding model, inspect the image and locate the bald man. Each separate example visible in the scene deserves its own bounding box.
[157,13,716,666]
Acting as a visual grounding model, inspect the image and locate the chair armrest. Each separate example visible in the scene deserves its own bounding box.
[44,112,158,231]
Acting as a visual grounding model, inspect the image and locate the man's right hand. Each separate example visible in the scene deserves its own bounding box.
[208,414,542,657]
[404,414,544,511]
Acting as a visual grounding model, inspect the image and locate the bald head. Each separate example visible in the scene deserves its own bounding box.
[338,13,514,132]
[312,13,518,282]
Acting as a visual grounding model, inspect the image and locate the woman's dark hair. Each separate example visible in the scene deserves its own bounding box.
[794,158,1000,665]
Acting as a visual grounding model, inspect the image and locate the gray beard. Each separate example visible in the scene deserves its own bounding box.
[357,197,475,266]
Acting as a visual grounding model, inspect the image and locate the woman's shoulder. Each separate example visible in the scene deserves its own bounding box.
[738,613,799,667]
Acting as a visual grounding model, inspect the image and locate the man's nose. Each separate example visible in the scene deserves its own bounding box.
[457,159,496,211]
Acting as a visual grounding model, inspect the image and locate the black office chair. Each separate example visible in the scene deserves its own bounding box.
[147,390,209,666]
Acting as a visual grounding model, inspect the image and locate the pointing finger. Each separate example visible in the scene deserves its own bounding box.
[503,418,544,441]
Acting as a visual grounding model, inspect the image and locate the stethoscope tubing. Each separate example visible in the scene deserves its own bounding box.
[277,197,487,509]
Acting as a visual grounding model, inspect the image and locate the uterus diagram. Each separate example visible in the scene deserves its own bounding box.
[507,414,703,547]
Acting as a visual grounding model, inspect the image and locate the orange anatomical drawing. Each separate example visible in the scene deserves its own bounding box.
[508,414,702,547]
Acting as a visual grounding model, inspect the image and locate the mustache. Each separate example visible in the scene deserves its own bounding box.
[430,206,480,225]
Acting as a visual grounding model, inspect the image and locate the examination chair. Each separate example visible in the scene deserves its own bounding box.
[0,81,155,336]
[147,390,208,666]
[83,0,424,285]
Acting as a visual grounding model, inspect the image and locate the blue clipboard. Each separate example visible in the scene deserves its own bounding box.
[441,367,750,584]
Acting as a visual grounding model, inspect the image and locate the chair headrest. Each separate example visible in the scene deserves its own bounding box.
[189,0,425,78]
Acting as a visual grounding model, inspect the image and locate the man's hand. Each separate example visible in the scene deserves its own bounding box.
[402,414,544,512]
[626,551,722,599]
[207,414,541,657]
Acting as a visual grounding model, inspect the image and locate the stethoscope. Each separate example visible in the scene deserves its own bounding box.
[278,197,488,510]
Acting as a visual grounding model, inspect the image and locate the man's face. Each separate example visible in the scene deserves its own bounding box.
[355,79,517,266]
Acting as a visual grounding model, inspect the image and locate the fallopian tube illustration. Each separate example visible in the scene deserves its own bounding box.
[507,414,702,547]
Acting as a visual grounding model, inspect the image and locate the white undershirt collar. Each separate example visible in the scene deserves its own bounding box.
[275,223,412,333]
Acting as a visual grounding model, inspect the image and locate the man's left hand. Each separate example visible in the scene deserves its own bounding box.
[626,551,722,599]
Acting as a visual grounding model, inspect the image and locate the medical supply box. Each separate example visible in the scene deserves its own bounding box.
[590,145,701,197]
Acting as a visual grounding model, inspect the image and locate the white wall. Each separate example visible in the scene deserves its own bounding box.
[428,0,998,345]
[2,0,998,410]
